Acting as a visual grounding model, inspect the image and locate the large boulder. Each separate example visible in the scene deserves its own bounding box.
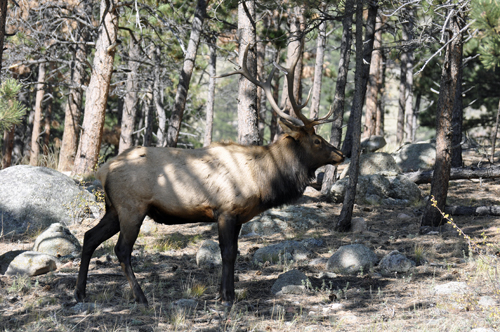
[329,174,421,205]
[33,223,81,257]
[253,240,312,264]
[0,166,97,234]
[196,240,222,268]
[4,251,59,276]
[271,269,309,295]
[393,142,436,172]
[378,250,415,274]
[361,136,387,153]
[340,153,401,179]
[326,244,378,274]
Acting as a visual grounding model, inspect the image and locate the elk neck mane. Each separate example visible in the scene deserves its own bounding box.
[257,134,315,209]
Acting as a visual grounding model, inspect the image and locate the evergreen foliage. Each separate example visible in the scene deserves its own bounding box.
[0,79,26,132]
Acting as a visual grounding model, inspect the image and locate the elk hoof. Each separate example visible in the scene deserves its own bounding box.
[74,289,85,302]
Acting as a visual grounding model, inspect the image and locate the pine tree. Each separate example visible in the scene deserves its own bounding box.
[0,79,26,132]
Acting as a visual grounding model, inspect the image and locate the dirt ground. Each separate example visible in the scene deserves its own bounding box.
[0,149,499,331]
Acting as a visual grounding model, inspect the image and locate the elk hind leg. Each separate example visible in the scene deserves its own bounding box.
[75,206,120,302]
[114,214,148,305]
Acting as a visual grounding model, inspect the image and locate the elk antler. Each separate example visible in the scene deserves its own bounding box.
[218,40,337,128]
[216,44,304,127]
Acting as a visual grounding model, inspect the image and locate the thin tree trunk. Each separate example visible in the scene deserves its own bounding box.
[143,81,154,147]
[270,63,280,142]
[451,56,464,167]
[72,0,118,175]
[342,0,378,157]
[204,38,217,147]
[58,0,90,172]
[281,6,305,117]
[336,0,364,232]
[30,62,46,166]
[421,12,464,228]
[406,165,500,184]
[375,49,386,136]
[0,0,8,80]
[119,35,140,153]
[363,15,382,138]
[256,35,267,144]
[237,0,259,146]
[321,0,354,196]
[491,100,500,164]
[43,90,52,155]
[397,48,407,145]
[153,46,167,146]
[403,8,415,143]
[165,0,207,147]
[309,18,327,119]
[1,126,14,168]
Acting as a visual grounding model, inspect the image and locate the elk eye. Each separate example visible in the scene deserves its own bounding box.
[314,139,321,145]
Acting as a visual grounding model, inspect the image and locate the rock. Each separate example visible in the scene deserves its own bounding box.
[378,250,415,274]
[470,328,496,332]
[170,299,198,309]
[351,217,367,233]
[300,238,325,249]
[478,296,497,307]
[308,257,328,268]
[340,153,400,179]
[329,174,421,206]
[33,223,81,257]
[140,218,158,235]
[361,136,387,153]
[71,302,99,314]
[433,281,469,295]
[4,251,59,276]
[241,206,329,237]
[393,141,436,172]
[326,244,378,274]
[253,240,312,264]
[0,166,98,234]
[397,213,413,220]
[0,250,26,275]
[271,269,309,295]
[196,240,221,268]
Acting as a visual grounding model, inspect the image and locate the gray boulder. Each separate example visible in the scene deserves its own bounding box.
[340,153,400,179]
[393,142,436,172]
[378,250,415,274]
[5,251,59,276]
[329,174,421,206]
[361,135,387,153]
[0,166,97,234]
[196,240,221,268]
[271,269,309,295]
[253,240,312,264]
[33,223,81,257]
[326,244,378,274]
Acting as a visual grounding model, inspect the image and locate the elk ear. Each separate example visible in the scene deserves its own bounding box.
[279,119,302,137]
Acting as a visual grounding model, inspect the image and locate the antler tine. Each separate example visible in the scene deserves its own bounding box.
[217,43,304,127]
[307,105,339,128]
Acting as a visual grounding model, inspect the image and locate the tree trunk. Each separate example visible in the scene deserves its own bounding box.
[492,100,500,164]
[445,205,500,216]
[406,165,500,184]
[165,0,207,147]
[0,0,8,79]
[43,89,52,155]
[1,126,14,168]
[237,0,259,146]
[257,35,267,144]
[336,0,364,232]
[421,12,464,228]
[30,63,46,166]
[281,6,305,117]
[321,0,354,195]
[396,49,407,145]
[72,0,118,176]
[143,79,154,147]
[375,49,386,136]
[153,46,167,146]
[309,18,327,120]
[363,15,382,138]
[451,55,464,167]
[269,63,280,143]
[204,38,217,147]
[403,8,415,143]
[342,0,378,157]
[119,35,140,153]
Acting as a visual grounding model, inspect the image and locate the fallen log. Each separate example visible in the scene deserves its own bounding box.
[406,165,500,184]
[445,205,500,216]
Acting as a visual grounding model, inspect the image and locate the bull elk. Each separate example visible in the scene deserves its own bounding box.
[75,43,344,306]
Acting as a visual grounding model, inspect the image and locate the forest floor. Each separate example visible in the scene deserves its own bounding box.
[1,149,500,332]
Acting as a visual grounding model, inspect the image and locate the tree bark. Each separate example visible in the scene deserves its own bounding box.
[309,18,327,120]
[421,12,464,228]
[363,15,382,139]
[451,54,464,167]
[396,48,407,145]
[119,35,140,153]
[72,0,118,176]
[1,126,14,168]
[375,49,386,136]
[403,8,415,143]
[256,34,267,144]
[204,38,217,147]
[342,0,378,157]
[165,0,207,147]
[492,100,500,164]
[445,205,500,216]
[30,62,46,166]
[153,46,167,146]
[336,0,364,232]
[321,0,354,196]
[43,89,52,155]
[237,0,259,146]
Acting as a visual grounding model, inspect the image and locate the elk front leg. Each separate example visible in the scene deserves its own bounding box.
[75,207,120,302]
[217,215,242,304]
